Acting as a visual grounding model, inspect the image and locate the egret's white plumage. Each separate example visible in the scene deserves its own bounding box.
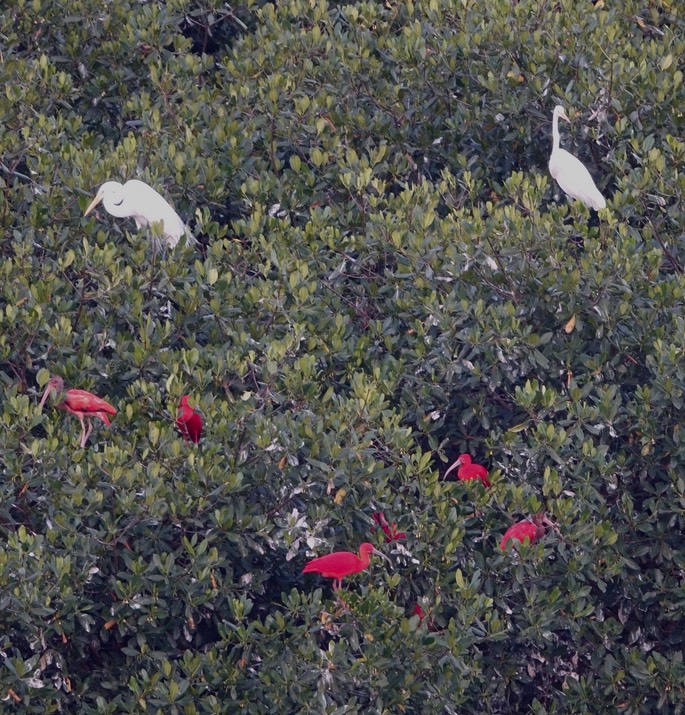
[549,106,606,211]
[84,179,193,248]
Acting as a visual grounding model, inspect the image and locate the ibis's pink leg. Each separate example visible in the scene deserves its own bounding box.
[333,580,349,610]
[77,415,87,448]
[83,419,93,448]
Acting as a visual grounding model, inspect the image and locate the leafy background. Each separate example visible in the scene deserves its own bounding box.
[1,0,684,712]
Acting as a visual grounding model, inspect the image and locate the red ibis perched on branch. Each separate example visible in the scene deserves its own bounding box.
[444,453,490,487]
[302,543,388,591]
[500,513,555,551]
[38,375,116,448]
[176,395,203,444]
[371,512,406,542]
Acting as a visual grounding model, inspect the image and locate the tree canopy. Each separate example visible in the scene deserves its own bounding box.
[1,0,684,713]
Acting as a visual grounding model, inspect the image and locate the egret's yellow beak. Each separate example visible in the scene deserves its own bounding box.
[559,109,570,123]
[84,189,104,217]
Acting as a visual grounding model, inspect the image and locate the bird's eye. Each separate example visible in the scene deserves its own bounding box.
[113,198,124,206]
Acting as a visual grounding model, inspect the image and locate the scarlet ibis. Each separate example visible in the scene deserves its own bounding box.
[38,375,116,448]
[500,513,554,551]
[371,512,406,542]
[176,395,203,444]
[444,453,490,487]
[302,542,388,591]
[412,603,438,631]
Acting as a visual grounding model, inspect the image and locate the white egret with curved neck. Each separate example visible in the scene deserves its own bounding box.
[84,179,193,248]
[549,106,606,211]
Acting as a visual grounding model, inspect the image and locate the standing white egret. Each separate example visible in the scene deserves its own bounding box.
[84,179,193,248]
[549,106,606,210]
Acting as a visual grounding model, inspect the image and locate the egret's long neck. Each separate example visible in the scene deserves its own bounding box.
[552,112,561,153]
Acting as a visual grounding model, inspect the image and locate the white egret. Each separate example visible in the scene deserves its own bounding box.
[549,106,606,210]
[84,179,193,248]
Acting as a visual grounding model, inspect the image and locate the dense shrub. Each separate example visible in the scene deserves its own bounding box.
[1,0,684,713]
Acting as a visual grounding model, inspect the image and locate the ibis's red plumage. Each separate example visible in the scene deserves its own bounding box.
[500,514,551,551]
[302,542,383,591]
[413,603,438,631]
[444,453,490,487]
[60,388,117,420]
[39,375,116,448]
[176,395,203,444]
[371,511,406,542]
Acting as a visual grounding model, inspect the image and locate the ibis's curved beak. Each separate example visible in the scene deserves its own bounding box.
[84,189,104,217]
[38,382,55,411]
[443,457,463,479]
[371,547,391,564]
[540,514,558,531]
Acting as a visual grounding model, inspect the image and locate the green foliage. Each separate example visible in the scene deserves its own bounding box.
[1,0,685,712]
